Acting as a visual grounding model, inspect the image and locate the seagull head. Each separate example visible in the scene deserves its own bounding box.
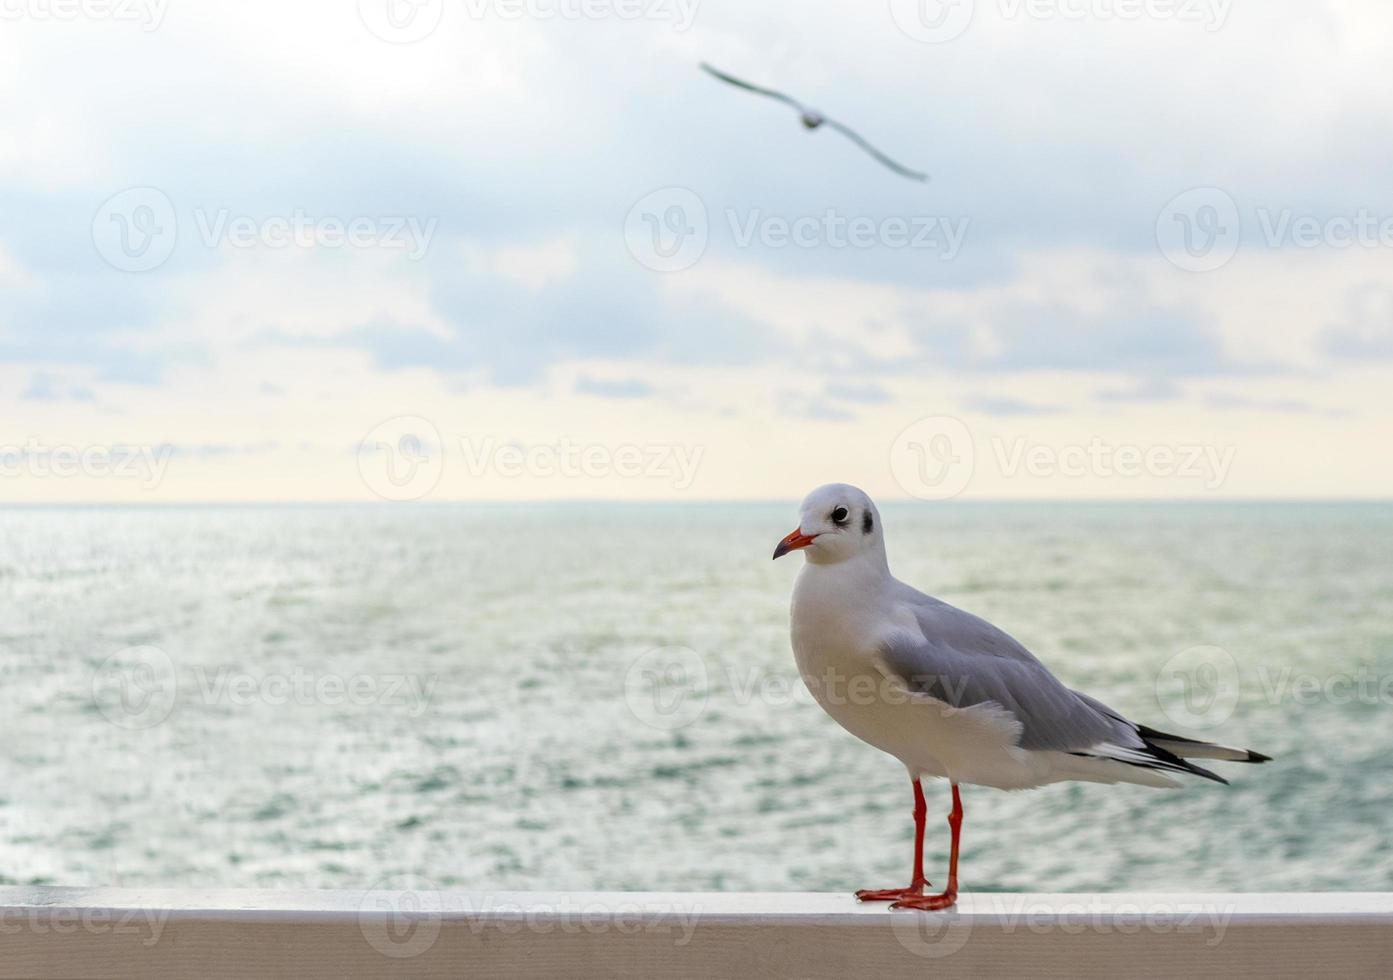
[773,483,884,565]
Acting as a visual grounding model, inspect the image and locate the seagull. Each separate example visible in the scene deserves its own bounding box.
[700,63,928,182]
[773,484,1270,911]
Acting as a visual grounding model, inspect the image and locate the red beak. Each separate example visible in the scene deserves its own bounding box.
[772,528,819,560]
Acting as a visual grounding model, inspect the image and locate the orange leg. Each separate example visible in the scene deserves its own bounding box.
[891,782,962,911]
[854,777,930,902]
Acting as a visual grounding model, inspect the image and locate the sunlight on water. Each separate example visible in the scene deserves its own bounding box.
[1,502,1390,892]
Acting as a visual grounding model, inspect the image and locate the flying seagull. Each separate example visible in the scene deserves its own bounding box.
[700,63,928,182]
[773,484,1270,911]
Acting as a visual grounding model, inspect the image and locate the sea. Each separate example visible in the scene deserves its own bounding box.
[1,502,1390,893]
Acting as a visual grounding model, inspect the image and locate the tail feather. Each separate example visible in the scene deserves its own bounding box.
[1136,725,1272,764]
[1066,689,1271,783]
[1134,736,1228,785]
[1071,737,1229,785]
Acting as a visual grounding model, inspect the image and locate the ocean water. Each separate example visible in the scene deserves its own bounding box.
[1,502,1390,893]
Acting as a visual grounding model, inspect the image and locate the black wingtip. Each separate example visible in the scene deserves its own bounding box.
[1245,750,1273,764]
[1133,735,1230,785]
[1189,762,1229,785]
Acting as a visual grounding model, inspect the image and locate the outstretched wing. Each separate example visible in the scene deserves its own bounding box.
[699,63,806,112]
[823,118,928,182]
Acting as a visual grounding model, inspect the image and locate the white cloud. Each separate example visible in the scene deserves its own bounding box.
[3,0,1393,498]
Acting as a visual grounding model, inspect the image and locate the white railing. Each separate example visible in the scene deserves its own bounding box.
[1,888,1390,978]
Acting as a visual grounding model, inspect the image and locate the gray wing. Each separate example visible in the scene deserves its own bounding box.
[822,118,928,182]
[699,63,807,113]
[878,588,1135,752]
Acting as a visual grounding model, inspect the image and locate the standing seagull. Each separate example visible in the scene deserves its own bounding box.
[772,484,1269,911]
[700,63,928,182]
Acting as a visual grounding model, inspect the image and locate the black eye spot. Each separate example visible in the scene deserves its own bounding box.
[862,510,874,535]
[831,506,849,525]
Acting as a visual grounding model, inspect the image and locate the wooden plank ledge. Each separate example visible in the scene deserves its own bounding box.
[1,888,1390,978]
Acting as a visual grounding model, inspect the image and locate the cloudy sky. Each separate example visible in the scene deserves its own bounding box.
[3,0,1392,502]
